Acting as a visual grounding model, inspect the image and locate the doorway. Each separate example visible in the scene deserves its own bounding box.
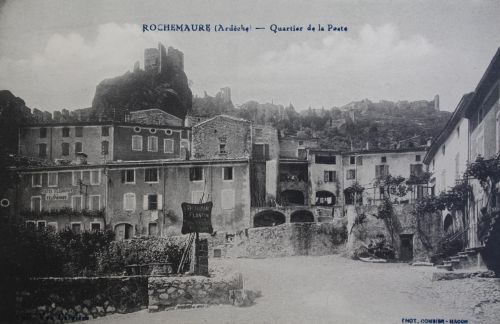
[399,234,414,261]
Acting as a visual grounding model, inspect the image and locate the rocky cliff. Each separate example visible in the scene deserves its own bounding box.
[91,44,192,120]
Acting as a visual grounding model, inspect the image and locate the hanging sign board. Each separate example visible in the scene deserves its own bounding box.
[181,202,213,234]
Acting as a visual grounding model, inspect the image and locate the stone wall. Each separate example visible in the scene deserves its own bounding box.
[192,115,251,160]
[223,221,347,258]
[148,274,243,311]
[16,276,148,322]
[346,204,442,261]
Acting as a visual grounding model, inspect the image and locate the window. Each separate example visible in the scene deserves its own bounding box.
[102,126,109,137]
[375,165,390,178]
[164,139,174,153]
[71,195,83,211]
[90,170,100,185]
[181,130,188,139]
[221,189,235,210]
[219,144,227,154]
[356,156,363,165]
[134,126,141,133]
[149,128,157,134]
[315,155,336,164]
[37,220,46,229]
[346,169,356,180]
[101,141,109,155]
[123,193,136,211]
[132,135,143,151]
[47,222,58,232]
[48,172,58,187]
[416,155,421,162]
[120,169,134,184]
[72,171,83,186]
[26,220,36,229]
[62,142,70,156]
[71,222,82,234]
[31,196,42,212]
[410,164,423,177]
[223,167,233,181]
[62,127,70,137]
[144,194,160,210]
[442,145,446,156]
[75,126,83,137]
[91,222,101,231]
[165,129,172,135]
[349,156,355,165]
[75,142,83,154]
[379,186,386,199]
[38,143,47,158]
[32,173,42,187]
[148,222,158,236]
[324,171,337,182]
[298,140,304,145]
[190,167,204,181]
[89,195,101,210]
[147,136,158,152]
[39,128,47,138]
[381,156,387,163]
[145,168,159,182]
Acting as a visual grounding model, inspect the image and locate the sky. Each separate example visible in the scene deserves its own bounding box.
[0,0,499,112]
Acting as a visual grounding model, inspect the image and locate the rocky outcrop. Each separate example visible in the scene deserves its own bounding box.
[0,90,32,154]
[92,45,192,121]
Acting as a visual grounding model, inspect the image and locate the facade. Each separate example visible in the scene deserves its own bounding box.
[423,93,473,235]
[340,148,428,205]
[464,48,500,248]
[13,112,253,238]
[11,109,432,243]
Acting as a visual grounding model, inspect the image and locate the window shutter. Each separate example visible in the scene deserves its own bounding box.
[375,165,381,178]
[121,170,125,183]
[143,195,149,210]
[324,171,328,182]
[264,144,269,159]
[158,195,163,210]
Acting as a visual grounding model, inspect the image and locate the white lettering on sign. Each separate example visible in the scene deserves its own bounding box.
[45,193,69,200]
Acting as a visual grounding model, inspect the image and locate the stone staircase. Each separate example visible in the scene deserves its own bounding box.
[435,247,485,271]
[481,210,500,275]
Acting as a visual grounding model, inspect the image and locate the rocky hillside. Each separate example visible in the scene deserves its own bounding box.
[203,98,452,151]
[0,90,31,154]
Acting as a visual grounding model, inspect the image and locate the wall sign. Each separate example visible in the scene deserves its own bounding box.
[181,202,213,234]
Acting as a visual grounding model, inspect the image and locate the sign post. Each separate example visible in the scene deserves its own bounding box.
[180,202,213,276]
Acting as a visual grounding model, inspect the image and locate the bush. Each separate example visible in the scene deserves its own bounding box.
[96,237,188,275]
[0,219,114,278]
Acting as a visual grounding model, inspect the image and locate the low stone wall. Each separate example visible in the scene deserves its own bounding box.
[224,221,347,258]
[148,274,244,311]
[16,276,148,323]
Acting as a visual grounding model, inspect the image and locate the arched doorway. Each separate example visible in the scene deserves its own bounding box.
[315,191,336,206]
[254,210,286,227]
[290,210,314,223]
[280,190,305,205]
[444,214,453,233]
[115,223,134,240]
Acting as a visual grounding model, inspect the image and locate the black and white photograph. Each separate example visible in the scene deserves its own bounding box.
[1,0,500,323]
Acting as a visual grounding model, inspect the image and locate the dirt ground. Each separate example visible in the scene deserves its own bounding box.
[88,255,500,324]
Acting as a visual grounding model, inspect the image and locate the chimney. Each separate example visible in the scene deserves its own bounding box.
[434,95,440,111]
